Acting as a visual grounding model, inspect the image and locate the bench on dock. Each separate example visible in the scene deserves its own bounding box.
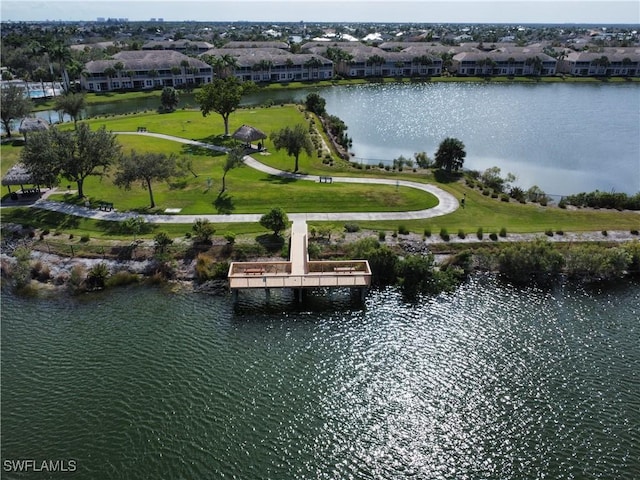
[319,176,333,184]
[244,268,266,275]
[98,202,114,211]
[137,126,147,132]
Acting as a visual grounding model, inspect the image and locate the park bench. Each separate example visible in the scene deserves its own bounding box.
[21,187,41,195]
[98,202,114,211]
[334,266,357,273]
[137,126,147,132]
[244,268,266,275]
[319,176,333,184]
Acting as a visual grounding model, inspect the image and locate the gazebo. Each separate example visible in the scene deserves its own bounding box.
[2,163,40,198]
[19,117,50,143]
[231,124,267,150]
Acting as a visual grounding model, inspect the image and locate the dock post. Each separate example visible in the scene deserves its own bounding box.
[232,289,238,304]
[360,287,367,303]
[265,288,271,301]
[297,288,303,303]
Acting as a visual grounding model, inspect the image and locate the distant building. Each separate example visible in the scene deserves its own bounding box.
[81,50,212,92]
[200,48,333,82]
[557,48,639,77]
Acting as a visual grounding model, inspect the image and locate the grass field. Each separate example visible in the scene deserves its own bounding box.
[2,103,639,242]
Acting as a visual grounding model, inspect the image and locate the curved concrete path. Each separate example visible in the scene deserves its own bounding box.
[28,132,459,224]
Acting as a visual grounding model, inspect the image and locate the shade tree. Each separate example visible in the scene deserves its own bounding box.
[114,151,177,208]
[270,124,314,173]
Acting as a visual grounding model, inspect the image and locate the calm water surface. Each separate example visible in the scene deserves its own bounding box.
[320,82,640,195]
[2,276,639,479]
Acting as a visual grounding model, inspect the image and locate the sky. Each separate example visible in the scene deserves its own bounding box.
[1,0,639,24]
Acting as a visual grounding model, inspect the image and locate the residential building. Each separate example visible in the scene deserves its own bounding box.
[200,48,333,82]
[556,48,640,76]
[81,50,213,92]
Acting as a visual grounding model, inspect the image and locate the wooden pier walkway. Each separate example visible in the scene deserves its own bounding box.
[228,220,371,301]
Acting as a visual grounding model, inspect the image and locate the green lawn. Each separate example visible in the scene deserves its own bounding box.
[2,105,638,241]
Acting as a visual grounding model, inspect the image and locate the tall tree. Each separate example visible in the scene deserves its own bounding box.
[195,77,252,136]
[21,124,120,197]
[305,92,326,116]
[54,92,86,128]
[270,124,314,173]
[434,137,466,174]
[19,130,59,188]
[160,86,179,112]
[114,151,177,208]
[1,84,33,137]
[220,146,245,193]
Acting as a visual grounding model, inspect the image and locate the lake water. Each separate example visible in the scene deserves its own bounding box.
[30,82,639,194]
[1,276,639,479]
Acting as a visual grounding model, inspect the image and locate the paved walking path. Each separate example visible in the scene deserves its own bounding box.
[19,132,460,224]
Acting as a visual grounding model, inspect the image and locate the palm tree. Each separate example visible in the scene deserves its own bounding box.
[304,57,323,80]
[221,54,239,78]
[366,54,386,76]
[47,42,72,92]
[434,137,466,174]
[103,66,116,91]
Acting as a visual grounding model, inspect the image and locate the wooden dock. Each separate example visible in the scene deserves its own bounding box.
[228,220,371,301]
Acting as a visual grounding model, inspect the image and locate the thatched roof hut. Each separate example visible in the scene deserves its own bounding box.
[19,117,50,143]
[2,163,37,193]
[231,124,267,145]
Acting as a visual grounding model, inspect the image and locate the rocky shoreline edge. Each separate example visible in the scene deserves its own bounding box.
[2,223,639,296]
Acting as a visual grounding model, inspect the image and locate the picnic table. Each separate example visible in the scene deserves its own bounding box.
[98,202,114,211]
[319,176,333,184]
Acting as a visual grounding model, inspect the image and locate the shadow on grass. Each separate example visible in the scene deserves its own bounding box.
[95,219,158,236]
[180,144,226,157]
[214,192,235,214]
[259,175,298,185]
[434,169,463,184]
[2,208,82,230]
[255,233,285,253]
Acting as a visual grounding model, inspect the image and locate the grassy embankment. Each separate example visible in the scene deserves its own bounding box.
[2,104,638,245]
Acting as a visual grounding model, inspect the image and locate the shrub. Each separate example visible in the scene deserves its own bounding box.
[489,233,498,241]
[398,225,410,235]
[631,230,639,235]
[565,245,631,282]
[192,218,215,244]
[458,229,466,239]
[545,229,554,237]
[558,198,567,209]
[497,239,564,285]
[476,227,483,240]
[499,227,507,238]
[602,230,608,237]
[106,270,139,288]
[224,232,236,244]
[440,228,450,242]
[154,232,173,253]
[378,231,386,241]
[424,228,431,238]
[80,235,90,243]
[86,263,109,290]
[344,223,361,233]
[556,230,564,236]
[42,229,50,236]
[500,194,510,202]
[69,233,74,240]
[491,192,499,199]
[195,253,216,282]
[482,189,490,196]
